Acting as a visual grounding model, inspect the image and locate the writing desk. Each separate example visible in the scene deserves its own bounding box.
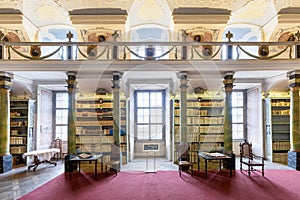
[198,152,233,177]
[69,154,103,179]
[23,148,60,171]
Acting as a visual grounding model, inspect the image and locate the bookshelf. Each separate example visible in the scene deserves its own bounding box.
[187,97,224,166]
[265,96,290,165]
[10,99,35,167]
[75,95,113,154]
[75,94,127,171]
[172,96,224,167]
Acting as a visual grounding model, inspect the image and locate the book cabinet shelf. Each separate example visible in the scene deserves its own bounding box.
[10,99,35,167]
[75,95,127,170]
[172,96,225,168]
[265,97,290,165]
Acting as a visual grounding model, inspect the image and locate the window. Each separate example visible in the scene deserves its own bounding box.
[135,90,165,140]
[232,91,244,139]
[55,92,68,141]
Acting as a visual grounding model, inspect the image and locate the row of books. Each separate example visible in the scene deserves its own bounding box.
[271,101,290,107]
[186,101,224,107]
[10,121,28,126]
[187,117,224,124]
[10,137,26,145]
[10,146,27,154]
[272,152,288,164]
[76,120,114,126]
[174,133,224,143]
[76,136,101,144]
[271,109,290,115]
[272,141,290,150]
[76,102,113,108]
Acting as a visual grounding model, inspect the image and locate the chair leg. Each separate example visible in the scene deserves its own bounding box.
[248,165,251,176]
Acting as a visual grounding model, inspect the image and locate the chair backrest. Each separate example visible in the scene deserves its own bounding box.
[240,140,253,158]
[111,144,120,161]
[52,138,62,153]
[178,143,190,162]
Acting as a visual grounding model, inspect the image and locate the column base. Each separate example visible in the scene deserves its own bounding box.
[288,151,300,170]
[0,155,12,173]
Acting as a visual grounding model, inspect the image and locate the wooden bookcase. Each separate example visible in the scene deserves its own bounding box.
[75,94,127,170]
[265,96,290,165]
[10,99,35,167]
[172,96,224,167]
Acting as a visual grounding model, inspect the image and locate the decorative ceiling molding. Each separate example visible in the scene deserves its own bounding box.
[69,8,127,25]
[172,7,231,24]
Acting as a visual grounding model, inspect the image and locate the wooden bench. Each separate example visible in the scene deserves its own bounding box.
[240,140,265,176]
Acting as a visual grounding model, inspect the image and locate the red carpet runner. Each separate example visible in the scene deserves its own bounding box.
[19,170,300,200]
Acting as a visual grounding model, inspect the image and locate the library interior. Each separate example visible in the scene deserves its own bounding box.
[1,0,300,199]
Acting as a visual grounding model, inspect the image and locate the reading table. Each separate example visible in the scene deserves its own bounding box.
[69,154,103,179]
[198,152,233,177]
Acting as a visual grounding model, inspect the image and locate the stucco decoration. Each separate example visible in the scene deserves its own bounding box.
[0,0,21,8]
[185,27,219,42]
[81,27,117,42]
[22,0,71,27]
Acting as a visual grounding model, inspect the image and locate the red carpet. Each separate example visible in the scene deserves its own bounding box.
[19,170,300,200]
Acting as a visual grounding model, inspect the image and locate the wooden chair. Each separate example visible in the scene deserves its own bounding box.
[240,140,265,176]
[178,143,193,177]
[104,144,121,176]
[51,138,67,162]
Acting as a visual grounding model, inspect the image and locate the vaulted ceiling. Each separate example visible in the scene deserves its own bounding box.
[1,0,300,95]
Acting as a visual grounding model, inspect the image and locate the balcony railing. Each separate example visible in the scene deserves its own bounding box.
[1,41,300,61]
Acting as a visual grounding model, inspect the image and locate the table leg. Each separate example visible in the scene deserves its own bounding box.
[95,160,97,179]
[205,159,208,178]
[219,159,222,171]
[198,156,200,172]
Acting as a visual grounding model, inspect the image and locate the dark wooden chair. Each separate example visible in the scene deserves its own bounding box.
[240,140,265,176]
[104,143,121,176]
[178,143,193,177]
[51,138,67,162]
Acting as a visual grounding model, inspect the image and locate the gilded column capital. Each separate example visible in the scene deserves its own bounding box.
[112,72,121,89]
[223,72,234,92]
[179,72,189,89]
[0,74,12,91]
[289,72,300,88]
[66,72,77,92]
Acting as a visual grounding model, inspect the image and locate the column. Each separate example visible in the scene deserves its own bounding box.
[180,72,188,143]
[112,72,121,144]
[65,72,77,172]
[66,72,77,155]
[223,72,234,153]
[288,71,300,170]
[0,72,12,173]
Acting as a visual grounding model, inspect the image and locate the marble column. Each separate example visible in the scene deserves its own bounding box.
[223,72,234,153]
[112,72,121,144]
[0,72,12,173]
[180,72,188,143]
[66,72,77,155]
[288,71,300,170]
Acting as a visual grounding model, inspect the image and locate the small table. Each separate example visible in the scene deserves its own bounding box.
[23,148,60,171]
[69,154,103,179]
[198,152,233,177]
